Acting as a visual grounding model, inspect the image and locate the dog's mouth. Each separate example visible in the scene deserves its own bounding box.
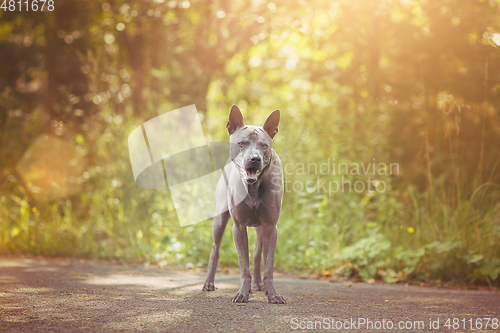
[233,154,263,184]
[246,167,259,183]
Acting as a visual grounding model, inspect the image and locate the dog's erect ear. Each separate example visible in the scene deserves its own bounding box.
[263,109,280,139]
[226,104,245,135]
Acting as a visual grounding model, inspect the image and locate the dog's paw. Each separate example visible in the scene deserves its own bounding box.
[231,291,249,303]
[268,293,286,304]
[202,281,215,291]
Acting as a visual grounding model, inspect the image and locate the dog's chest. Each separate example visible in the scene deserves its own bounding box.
[231,196,269,227]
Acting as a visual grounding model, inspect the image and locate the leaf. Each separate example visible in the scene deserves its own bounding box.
[480,258,500,280]
[464,254,483,264]
[425,241,461,254]
[382,274,398,284]
[382,268,399,283]
[403,266,416,275]
[358,267,372,280]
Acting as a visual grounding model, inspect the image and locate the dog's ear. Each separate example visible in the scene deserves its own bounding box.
[226,104,245,135]
[263,109,280,139]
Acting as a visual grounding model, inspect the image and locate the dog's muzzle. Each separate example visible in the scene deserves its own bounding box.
[234,153,270,185]
[243,154,264,184]
[244,167,261,184]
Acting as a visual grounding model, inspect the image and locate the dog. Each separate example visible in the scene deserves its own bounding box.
[202,104,285,304]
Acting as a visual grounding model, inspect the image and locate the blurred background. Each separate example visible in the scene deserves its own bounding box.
[1,0,499,286]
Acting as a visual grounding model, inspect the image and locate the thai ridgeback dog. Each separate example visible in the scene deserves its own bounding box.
[202,104,285,304]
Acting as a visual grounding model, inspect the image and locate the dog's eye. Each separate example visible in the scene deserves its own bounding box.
[238,142,245,147]
[262,144,268,148]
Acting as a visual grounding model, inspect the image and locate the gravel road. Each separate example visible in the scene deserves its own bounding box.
[0,257,498,332]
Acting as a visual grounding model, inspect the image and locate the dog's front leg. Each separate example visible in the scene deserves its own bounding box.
[231,222,251,303]
[262,225,286,304]
[252,226,265,291]
[203,210,230,291]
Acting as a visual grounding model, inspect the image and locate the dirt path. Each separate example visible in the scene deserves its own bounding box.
[0,258,498,332]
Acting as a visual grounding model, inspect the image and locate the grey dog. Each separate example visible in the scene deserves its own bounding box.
[202,104,285,304]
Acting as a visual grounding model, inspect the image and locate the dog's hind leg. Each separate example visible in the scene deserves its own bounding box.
[252,226,265,291]
[203,210,230,291]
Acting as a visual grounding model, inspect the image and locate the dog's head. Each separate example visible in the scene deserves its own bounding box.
[226,104,280,184]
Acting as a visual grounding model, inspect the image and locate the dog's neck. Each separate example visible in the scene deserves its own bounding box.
[246,181,260,202]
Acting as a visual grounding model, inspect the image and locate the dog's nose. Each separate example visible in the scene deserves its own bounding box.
[250,155,261,163]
